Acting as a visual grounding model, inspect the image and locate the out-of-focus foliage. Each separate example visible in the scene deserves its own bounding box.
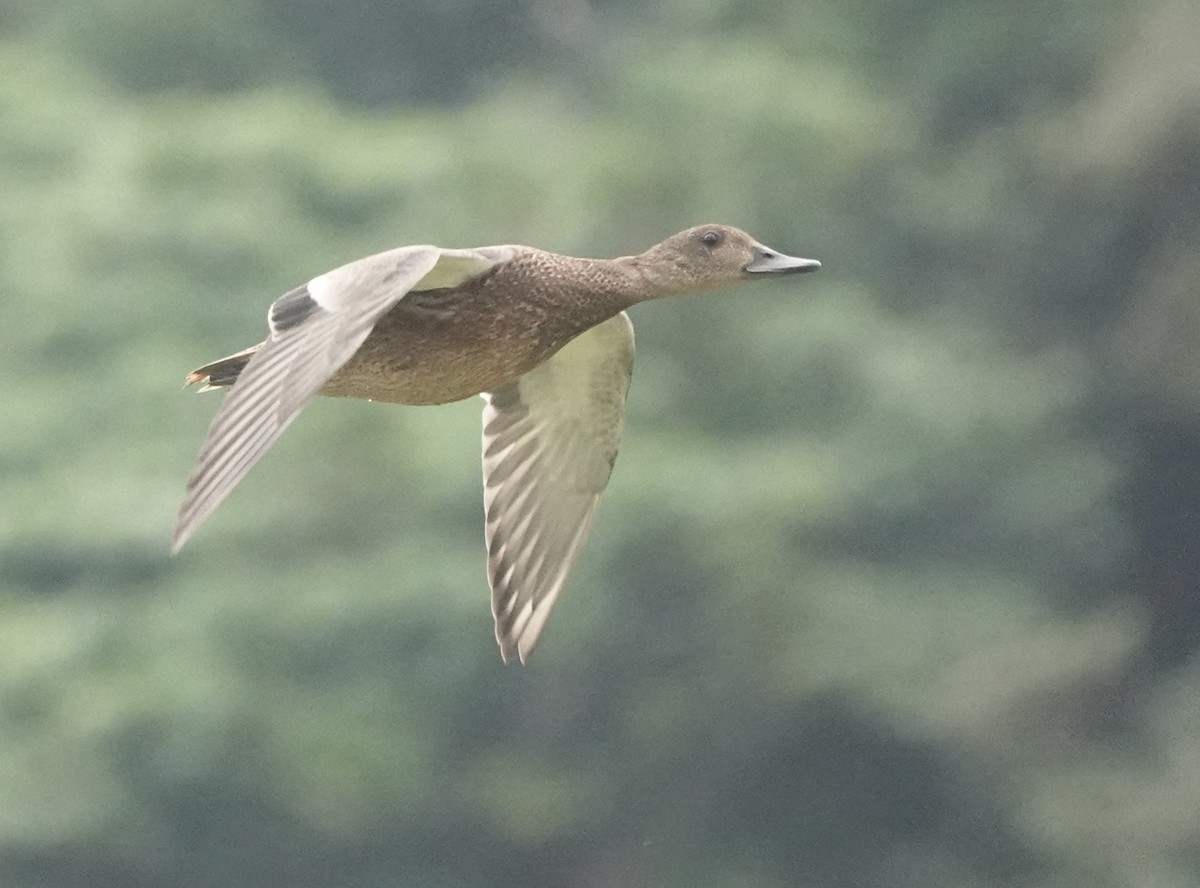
[2,0,1199,885]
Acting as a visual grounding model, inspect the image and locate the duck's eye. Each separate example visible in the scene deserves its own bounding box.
[701,230,722,247]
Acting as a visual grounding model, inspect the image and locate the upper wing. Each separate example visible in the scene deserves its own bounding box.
[481,312,636,662]
[173,244,514,553]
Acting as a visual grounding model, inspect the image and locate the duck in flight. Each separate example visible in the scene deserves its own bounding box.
[173,224,820,661]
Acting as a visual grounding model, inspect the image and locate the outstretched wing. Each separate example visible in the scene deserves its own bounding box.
[173,244,514,553]
[482,312,635,662]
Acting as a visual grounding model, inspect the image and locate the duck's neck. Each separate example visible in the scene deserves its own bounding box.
[606,253,697,304]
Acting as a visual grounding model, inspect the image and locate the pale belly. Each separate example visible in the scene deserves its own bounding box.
[322,339,550,406]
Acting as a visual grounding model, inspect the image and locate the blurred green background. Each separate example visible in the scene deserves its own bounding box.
[3,0,1199,885]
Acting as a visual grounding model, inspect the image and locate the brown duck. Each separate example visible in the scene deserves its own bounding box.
[174,224,820,661]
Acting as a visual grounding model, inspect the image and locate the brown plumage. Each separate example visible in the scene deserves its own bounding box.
[174,224,820,661]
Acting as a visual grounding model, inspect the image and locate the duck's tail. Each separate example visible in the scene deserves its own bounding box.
[184,345,259,391]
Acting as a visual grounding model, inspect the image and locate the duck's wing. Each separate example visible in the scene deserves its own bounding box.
[481,312,636,662]
[173,244,517,553]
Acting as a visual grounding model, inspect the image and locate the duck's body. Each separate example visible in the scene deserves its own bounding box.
[325,249,637,405]
[175,225,819,661]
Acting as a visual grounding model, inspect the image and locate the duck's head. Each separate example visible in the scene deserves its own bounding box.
[635,224,820,295]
